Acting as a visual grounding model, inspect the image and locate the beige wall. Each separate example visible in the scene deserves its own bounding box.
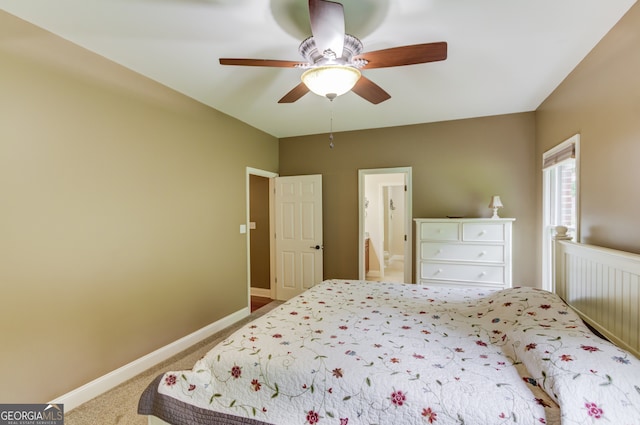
[280,112,537,285]
[0,12,278,402]
[535,2,640,284]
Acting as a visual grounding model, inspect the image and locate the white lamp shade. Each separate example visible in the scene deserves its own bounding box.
[488,195,503,209]
[301,65,361,98]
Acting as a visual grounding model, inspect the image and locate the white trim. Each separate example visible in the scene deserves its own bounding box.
[250,287,272,298]
[268,177,276,300]
[50,307,250,411]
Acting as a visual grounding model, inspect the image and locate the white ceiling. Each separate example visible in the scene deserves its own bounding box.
[0,0,636,138]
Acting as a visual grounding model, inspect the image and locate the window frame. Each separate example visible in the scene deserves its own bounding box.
[542,134,580,291]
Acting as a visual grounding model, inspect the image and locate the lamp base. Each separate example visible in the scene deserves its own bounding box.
[491,207,500,219]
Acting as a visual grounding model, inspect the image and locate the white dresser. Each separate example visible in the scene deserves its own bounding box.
[414,218,515,289]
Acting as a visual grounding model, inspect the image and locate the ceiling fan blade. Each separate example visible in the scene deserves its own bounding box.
[308,0,345,58]
[219,58,303,68]
[278,82,310,103]
[356,42,447,69]
[351,76,391,104]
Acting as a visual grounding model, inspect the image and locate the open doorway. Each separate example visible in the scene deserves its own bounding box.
[358,167,412,283]
[246,168,277,309]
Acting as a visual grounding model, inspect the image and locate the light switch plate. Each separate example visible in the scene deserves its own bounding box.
[240,224,247,234]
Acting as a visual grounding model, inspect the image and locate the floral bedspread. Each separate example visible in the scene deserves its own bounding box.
[143,280,640,425]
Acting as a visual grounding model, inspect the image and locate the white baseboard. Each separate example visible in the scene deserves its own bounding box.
[250,287,272,298]
[50,307,250,411]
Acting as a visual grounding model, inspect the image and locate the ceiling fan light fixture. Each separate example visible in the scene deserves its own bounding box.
[301,65,361,99]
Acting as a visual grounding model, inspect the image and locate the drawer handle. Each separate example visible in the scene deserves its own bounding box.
[436,249,443,254]
[435,268,443,275]
[479,251,487,257]
[479,271,487,277]
[479,230,487,236]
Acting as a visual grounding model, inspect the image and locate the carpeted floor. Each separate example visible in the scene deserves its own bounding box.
[64,300,283,425]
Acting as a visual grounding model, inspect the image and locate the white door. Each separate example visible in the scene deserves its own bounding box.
[275,175,323,300]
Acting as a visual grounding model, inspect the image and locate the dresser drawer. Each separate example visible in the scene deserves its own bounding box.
[420,262,506,285]
[419,222,459,241]
[419,242,504,263]
[462,222,505,242]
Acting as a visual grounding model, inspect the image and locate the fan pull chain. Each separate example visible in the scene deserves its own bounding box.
[329,101,334,149]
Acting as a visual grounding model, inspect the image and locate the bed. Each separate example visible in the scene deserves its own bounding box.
[139,241,640,425]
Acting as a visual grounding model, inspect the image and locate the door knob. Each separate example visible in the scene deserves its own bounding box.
[310,245,321,250]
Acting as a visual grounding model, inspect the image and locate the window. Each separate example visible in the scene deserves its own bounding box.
[542,134,579,291]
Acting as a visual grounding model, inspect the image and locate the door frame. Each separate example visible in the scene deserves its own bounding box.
[246,167,278,307]
[358,167,413,282]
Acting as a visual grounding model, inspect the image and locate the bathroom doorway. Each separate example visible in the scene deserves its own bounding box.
[358,167,412,283]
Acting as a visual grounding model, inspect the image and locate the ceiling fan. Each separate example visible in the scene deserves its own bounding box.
[219,0,447,104]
